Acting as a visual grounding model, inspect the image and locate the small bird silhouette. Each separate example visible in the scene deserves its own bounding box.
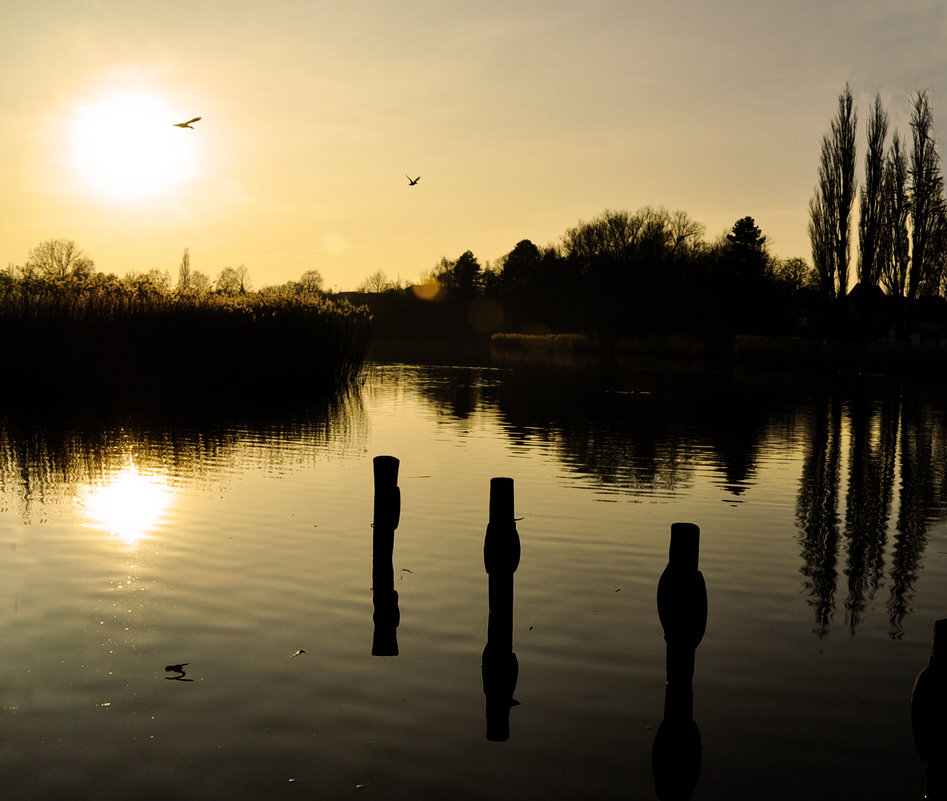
[406,175,420,186]
[290,649,308,658]
[173,117,201,129]
[165,662,189,673]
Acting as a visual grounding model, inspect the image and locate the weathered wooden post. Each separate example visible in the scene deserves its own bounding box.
[652,522,707,801]
[481,476,520,742]
[912,618,947,799]
[371,455,401,657]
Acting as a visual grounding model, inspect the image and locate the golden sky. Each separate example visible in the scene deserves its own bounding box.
[2,0,945,290]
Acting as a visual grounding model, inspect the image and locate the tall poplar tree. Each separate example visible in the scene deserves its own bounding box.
[879,132,911,297]
[858,95,888,288]
[908,89,946,298]
[810,84,858,299]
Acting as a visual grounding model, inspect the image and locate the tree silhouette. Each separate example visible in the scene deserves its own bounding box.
[177,248,192,291]
[908,89,947,299]
[727,216,766,252]
[297,269,325,295]
[216,265,250,295]
[435,250,482,295]
[25,239,95,279]
[357,269,397,293]
[880,132,911,298]
[810,84,857,299]
[858,95,888,288]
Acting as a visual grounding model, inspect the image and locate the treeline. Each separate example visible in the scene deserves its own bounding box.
[0,257,370,401]
[355,208,834,346]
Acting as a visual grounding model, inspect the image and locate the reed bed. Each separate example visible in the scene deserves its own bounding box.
[0,275,370,401]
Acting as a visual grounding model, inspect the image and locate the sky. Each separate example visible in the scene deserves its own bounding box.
[2,0,946,291]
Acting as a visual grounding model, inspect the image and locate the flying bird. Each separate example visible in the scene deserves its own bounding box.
[406,175,420,186]
[291,649,308,658]
[173,117,202,129]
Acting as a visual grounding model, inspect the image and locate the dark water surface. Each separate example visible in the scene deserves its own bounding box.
[2,360,946,800]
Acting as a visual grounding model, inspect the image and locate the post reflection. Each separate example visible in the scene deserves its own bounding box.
[652,523,706,801]
[481,477,520,742]
[371,456,401,657]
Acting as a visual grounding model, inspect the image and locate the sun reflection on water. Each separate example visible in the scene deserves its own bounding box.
[77,464,177,548]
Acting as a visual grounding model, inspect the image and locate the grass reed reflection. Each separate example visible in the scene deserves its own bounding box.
[0,384,367,526]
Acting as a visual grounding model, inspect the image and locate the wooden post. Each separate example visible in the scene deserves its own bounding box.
[371,456,401,657]
[656,522,707,684]
[652,522,706,800]
[481,476,520,741]
[912,618,947,798]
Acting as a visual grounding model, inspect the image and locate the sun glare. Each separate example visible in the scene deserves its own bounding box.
[70,89,198,201]
[78,465,177,548]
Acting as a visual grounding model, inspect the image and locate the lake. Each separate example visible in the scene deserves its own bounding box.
[2,358,946,800]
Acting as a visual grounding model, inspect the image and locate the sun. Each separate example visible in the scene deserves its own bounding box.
[77,464,177,549]
[70,89,199,201]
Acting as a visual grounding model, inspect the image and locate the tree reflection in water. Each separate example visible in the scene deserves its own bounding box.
[418,363,947,639]
[795,381,947,638]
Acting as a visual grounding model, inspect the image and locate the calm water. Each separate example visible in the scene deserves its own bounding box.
[2,360,946,800]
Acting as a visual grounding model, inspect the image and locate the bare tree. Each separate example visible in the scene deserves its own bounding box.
[810,84,857,298]
[858,94,888,288]
[357,269,396,293]
[191,271,212,294]
[215,266,243,294]
[296,269,324,295]
[665,209,705,256]
[908,89,946,298]
[25,238,95,278]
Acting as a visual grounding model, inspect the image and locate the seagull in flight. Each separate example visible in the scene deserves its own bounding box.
[173,117,202,129]
[406,175,420,186]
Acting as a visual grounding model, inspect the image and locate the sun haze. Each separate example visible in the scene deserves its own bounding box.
[70,90,199,201]
[2,1,946,290]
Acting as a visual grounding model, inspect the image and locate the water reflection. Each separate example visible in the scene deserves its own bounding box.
[416,363,792,498]
[4,362,947,645]
[76,463,176,548]
[0,385,367,525]
[401,362,947,637]
[796,381,947,638]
